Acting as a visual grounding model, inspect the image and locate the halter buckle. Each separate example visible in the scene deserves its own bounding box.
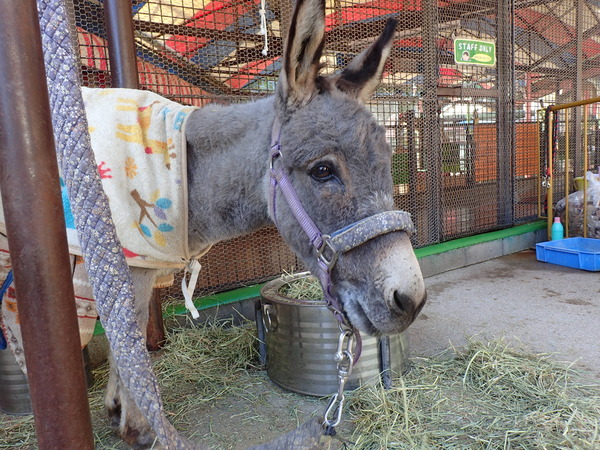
[269,147,282,170]
[317,235,338,270]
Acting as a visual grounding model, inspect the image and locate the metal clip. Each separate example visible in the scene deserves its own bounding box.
[323,390,345,429]
[323,326,356,429]
[269,148,282,170]
[335,327,355,367]
[542,175,551,188]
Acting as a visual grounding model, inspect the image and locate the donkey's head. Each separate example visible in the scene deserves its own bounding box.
[269,0,426,335]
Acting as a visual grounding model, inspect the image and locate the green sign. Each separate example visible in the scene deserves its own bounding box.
[454,38,496,66]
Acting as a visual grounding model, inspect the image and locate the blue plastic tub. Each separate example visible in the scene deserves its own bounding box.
[536,237,600,271]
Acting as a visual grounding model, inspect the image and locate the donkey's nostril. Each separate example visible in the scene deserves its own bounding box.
[393,291,416,316]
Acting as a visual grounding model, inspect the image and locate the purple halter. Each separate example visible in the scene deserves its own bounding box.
[268,118,416,362]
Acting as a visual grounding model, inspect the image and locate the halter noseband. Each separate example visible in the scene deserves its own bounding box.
[268,118,416,363]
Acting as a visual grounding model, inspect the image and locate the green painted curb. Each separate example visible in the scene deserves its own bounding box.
[414,221,546,258]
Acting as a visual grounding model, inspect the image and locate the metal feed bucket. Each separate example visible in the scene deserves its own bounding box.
[0,348,32,415]
[0,346,94,416]
[258,272,410,397]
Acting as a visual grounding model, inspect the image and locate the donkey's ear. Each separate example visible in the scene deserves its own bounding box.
[278,0,326,109]
[334,18,397,103]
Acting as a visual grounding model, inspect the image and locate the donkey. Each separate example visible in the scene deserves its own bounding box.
[95,0,427,446]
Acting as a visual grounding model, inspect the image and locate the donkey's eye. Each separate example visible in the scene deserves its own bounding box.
[310,164,335,182]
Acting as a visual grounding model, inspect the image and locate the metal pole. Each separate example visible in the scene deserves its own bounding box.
[549,95,600,111]
[573,0,584,176]
[423,0,441,243]
[407,111,419,220]
[104,0,140,89]
[103,0,168,350]
[496,0,515,227]
[583,105,589,237]
[565,111,570,237]
[379,336,393,390]
[0,1,94,448]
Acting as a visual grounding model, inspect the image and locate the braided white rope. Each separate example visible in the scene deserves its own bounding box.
[37,1,192,447]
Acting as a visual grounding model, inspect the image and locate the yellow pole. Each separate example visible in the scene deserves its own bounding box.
[537,110,543,219]
[547,110,554,238]
[565,110,569,237]
[549,95,600,111]
[583,105,589,238]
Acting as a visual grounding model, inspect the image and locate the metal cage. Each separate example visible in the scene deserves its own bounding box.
[68,0,600,297]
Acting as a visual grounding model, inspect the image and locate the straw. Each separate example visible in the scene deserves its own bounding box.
[347,338,600,449]
[1,321,599,449]
[279,274,323,301]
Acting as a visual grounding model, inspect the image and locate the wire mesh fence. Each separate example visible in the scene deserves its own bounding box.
[69,0,599,298]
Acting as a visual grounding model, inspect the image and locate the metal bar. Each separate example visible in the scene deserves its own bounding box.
[496,0,515,227]
[104,0,166,350]
[573,0,584,183]
[104,0,139,88]
[379,336,393,390]
[537,110,543,220]
[405,110,421,234]
[407,110,419,218]
[596,119,600,169]
[423,0,441,242]
[437,87,500,98]
[0,1,94,448]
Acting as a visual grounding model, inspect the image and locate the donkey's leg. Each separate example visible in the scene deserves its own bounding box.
[105,353,122,428]
[104,267,161,448]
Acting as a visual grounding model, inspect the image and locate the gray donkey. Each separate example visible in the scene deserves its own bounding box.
[101,0,427,446]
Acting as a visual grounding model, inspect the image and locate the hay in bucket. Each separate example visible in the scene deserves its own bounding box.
[278,272,323,301]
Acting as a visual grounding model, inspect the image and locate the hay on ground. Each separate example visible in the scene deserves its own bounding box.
[1,319,599,449]
[347,339,600,449]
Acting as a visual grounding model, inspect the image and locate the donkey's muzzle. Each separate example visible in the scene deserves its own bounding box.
[393,289,427,323]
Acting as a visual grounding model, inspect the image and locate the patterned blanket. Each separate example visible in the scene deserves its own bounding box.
[0,88,211,369]
[0,234,97,371]
[77,87,205,268]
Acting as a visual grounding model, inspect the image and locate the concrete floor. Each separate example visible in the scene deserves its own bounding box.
[409,249,600,381]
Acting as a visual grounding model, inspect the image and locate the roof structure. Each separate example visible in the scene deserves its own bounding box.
[73,0,600,102]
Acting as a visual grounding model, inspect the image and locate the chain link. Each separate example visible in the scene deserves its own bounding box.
[323,324,356,430]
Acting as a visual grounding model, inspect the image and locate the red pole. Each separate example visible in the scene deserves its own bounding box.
[103,0,166,350]
[0,1,94,448]
[104,0,140,89]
